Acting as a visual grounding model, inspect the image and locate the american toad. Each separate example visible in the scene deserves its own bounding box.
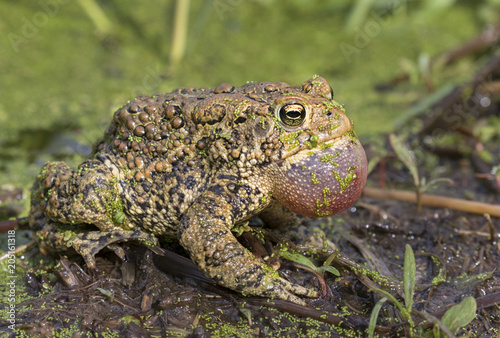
[29,76,367,303]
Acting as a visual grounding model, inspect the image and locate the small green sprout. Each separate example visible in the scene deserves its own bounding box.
[279,250,340,297]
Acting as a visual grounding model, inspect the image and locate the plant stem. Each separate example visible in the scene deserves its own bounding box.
[170,0,190,66]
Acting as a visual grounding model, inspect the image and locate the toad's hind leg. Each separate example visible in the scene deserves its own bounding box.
[178,189,319,305]
[29,158,158,268]
[30,158,122,230]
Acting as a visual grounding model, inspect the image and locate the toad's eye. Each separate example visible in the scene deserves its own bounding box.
[278,103,306,127]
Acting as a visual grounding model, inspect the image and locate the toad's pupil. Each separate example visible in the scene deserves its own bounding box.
[287,109,301,118]
[280,104,305,126]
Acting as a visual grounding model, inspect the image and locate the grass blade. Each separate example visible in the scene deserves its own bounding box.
[403,244,416,313]
[368,297,387,338]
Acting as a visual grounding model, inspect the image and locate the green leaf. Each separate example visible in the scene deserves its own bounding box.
[389,134,419,188]
[421,178,454,193]
[441,296,477,334]
[280,251,318,272]
[368,297,387,338]
[403,244,416,312]
[239,307,253,327]
[97,287,114,302]
[320,265,340,276]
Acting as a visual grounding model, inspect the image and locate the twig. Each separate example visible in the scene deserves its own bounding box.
[0,219,22,232]
[456,230,497,238]
[363,187,500,217]
[440,23,500,66]
[483,214,497,244]
[0,240,36,261]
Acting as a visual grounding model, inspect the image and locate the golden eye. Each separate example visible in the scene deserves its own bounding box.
[278,103,306,127]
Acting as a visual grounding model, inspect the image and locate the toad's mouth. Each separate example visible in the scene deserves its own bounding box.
[285,132,356,159]
[275,134,367,218]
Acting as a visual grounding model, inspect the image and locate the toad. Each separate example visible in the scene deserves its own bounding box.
[29,76,367,304]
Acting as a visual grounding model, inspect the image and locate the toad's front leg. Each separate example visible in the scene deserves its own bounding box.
[178,188,318,304]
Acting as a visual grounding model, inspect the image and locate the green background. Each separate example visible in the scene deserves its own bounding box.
[0,0,494,188]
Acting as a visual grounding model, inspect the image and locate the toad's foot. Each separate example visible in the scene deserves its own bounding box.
[33,221,159,269]
[235,262,319,305]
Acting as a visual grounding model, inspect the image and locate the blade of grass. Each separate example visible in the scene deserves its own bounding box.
[345,0,375,31]
[170,0,191,66]
[77,0,112,35]
[368,297,387,338]
[393,83,455,127]
[369,288,407,317]
[403,244,416,313]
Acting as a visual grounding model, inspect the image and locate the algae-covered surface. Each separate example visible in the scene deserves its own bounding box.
[0,0,483,188]
[1,1,499,337]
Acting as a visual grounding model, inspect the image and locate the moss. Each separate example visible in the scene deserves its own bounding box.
[322,100,345,114]
[310,172,320,185]
[233,100,249,118]
[279,129,303,150]
[331,166,357,194]
[260,116,266,129]
[320,152,340,165]
[304,134,319,149]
